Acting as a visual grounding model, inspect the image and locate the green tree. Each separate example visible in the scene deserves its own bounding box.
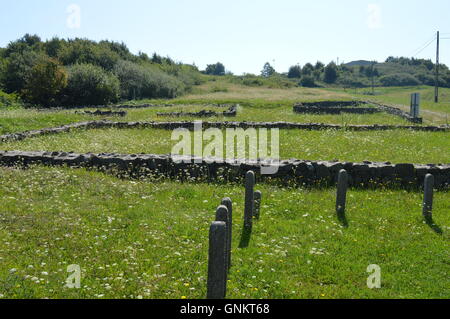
[63,63,120,106]
[22,57,67,106]
[4,34,42,57]
[45,37,67,58]
[151,53,163,64]
[299,75,316,87]
[114,60,184,99]
[261,62,275,77]
[315,61,325,71]
[287,65,302,78]
[205,62,226,76]
[302,63,314,76]
[0,50,6,89]
[4,51,43,93]
[58,39,120,71]
[324,62,338,84]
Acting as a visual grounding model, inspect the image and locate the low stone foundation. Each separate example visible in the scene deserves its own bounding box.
[0,151,448,189]
[157,105,238,118]
[294,105,381,114]
[294,101,380,115]
[0,120,447,144]
[0,120,450,142]
[299,101,361,107]
[294,100,423,123]
[75,110,127,117]
[368,102,423,124]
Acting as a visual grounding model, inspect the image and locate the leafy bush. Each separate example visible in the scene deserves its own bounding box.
[299,75,316,87]
[205,62,225,76]
[379,73,421,86]
[22,57,67,107]
[337,74,367,88]
[3,50,44,93]
[234,75,265,87]
[162,63,204,89]
[114,60,184,99]
[62,63,120,106]
[302,63,314,76]
[210,86,229,93]
[287,65,302,78]
[415,73,435,86]
[324,62,338,84]
[0,90,22,108]
[58,39,120,71]
[315,61,325,71]
[45,37,67,58]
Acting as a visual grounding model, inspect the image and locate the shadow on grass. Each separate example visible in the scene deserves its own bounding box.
[425,217,443,235]
[238,225,252,248]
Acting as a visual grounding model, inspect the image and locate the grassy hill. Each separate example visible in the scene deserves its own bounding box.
[339,57,450,89]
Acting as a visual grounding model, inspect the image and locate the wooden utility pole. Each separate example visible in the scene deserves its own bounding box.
[435,31,440,103]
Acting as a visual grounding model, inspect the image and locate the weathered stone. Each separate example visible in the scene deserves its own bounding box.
[0,151,448,189]
[336,170,348,219]
[244,171,255,229]
[221,198,233,271]
[207,221,227,299]
[394,163,415,178]
[423,174,434,221]
[315,162,331,180]
[215,205,230,273]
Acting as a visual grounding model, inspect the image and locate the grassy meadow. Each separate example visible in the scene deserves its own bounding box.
[0,83,449,299]
[2,128,449,164]
[0,167,448,299]
[331,86,450,125]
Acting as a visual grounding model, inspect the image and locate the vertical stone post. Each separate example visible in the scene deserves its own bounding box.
[423,174,434,221]
[336,169,348,219]
[221,198,233,271]
[254,191,262,220]
[207,221,227,299]
[244,171,255,229]
[215,205,230,272]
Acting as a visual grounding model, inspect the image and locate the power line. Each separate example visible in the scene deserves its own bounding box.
[411,36,436,57]
[410,35,436,57]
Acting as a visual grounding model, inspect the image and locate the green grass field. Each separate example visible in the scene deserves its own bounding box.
[331,86,450,125]
[2,128,449,164]
[0,102,411,136]
[0,167,448,299]
[0,84,449,299]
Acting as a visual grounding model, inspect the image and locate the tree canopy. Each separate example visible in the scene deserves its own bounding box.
[205,62,226,76]
[0,34,204,107]
[261,62,276,77]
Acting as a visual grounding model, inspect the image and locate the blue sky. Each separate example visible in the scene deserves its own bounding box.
[1,0,449,74]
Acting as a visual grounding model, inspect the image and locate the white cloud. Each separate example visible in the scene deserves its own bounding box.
[367,4,382,30]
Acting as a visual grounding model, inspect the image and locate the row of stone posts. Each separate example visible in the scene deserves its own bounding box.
[244,171,262,229]
[207,199,232,299]
[207,169,435,299]
[206,170,262,299]
[335,170,435,224]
